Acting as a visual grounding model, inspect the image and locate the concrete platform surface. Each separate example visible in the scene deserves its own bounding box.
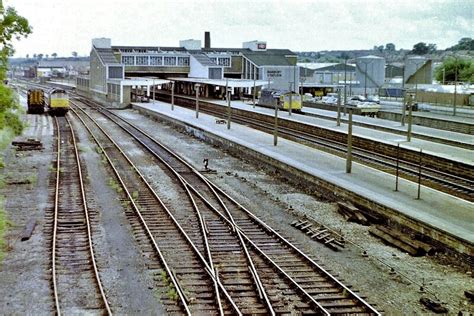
[302,107,473,147]
[132,101,474,247]
[209,99,473,165]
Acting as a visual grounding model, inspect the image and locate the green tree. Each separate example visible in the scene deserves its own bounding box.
[0,1,32,136]
[72,51,78,58]
[434,57,474,83]
[385,43,396,51]
[51,52,57,58]
[447,38,474,51]
[411,42,436,55]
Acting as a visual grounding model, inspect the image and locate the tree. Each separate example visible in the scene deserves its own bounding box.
[434,57,474,83]
[0,1,32,137]
[385,43,396,51]
[25,53,29,58]
[427,43,437,54]
[45,54,49,59]
[71,51,78,58]
[33,53,36,59]
[411,42,429,54]
[51,52,57,58]
[447,37,474,51]
[37,53,43,59]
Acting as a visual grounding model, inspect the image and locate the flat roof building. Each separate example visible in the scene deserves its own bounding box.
[82,33,299,105]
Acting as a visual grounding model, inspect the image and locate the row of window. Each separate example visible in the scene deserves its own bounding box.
[121,55,190,66]
[121,55,231,67]
[209,57,231,67]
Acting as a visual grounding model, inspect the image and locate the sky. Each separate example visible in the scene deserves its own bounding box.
[6,0,474,58]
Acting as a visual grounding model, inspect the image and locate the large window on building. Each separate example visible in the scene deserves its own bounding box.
[122,56,134,65]
[164,56,176,66]
[218,57,230,67]
[150,56,162,66]
[177,57,189,66]
[108,66,123,79]
[136,56,148,65]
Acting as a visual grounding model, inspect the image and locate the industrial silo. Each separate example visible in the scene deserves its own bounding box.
[404,56,432,85]
[355,55,386,90]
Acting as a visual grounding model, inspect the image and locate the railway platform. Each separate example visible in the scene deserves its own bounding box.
[131,100,473,258]
[180,97,473,164]
[302,107,474,150]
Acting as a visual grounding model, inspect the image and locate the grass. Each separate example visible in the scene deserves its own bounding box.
[0,196,12,261]
[108,178,123,193]
[160,270,178,301]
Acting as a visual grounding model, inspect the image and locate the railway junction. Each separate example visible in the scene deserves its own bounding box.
[1,35,473,315]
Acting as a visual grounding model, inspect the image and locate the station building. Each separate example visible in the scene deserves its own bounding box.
[77,33,299,106]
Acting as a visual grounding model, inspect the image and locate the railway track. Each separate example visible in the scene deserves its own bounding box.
[154,93,474,202]
[48,116,111,315]
[69,103,242,314]
[73,99,381,314]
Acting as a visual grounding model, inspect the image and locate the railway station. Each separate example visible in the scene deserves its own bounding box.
[3,1,474,314]
[77,34,299,106]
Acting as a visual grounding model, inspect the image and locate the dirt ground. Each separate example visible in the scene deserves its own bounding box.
[0,99,472,315]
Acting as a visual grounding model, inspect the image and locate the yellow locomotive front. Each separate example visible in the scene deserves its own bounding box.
[48,89,69,116]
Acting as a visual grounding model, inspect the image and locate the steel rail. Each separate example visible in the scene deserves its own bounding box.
[78,100,379,314]
[51,116,112,315]
[66,115,112,315]
[68,107,192,315]
[86,101,276,314]
[51,117,61,316]
[70,104,242,315]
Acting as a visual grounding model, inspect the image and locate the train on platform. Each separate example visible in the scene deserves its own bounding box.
[47,88,70,116]
[27,89,46,114]
[258,89,302,112]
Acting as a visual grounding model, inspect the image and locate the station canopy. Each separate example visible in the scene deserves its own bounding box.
[167,77,271,88]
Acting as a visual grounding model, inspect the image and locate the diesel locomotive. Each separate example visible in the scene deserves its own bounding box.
[27,89,46,114]
[258,89,302,112]
[47,88,69,116]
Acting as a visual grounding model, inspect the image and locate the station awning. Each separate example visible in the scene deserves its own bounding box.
[168,77,270,88]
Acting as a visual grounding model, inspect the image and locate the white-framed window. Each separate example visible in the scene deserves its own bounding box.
[164,56,176,66]
[218,57,230,67]
[122,56,134,65]
[136,56,148,65]
[150,56,162,66]
[177,57,189,66]
[210,57,217,64]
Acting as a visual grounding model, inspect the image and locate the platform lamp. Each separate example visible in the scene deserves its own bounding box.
[171,81,175,111]
[152,78,155,104]
[195,83,200,118]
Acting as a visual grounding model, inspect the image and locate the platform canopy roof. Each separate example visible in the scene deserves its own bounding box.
[108,77,171,86]
[168,77,270,88]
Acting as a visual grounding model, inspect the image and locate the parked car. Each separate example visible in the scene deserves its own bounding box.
[322,93,339,104]
[348,95,367,106]
[366,95,380,104]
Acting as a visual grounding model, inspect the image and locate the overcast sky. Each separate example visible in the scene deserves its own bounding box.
[7,0,473,57]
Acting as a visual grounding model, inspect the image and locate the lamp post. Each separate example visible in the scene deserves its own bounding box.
[227,86,231,130]
[343,56,348,115]
[195,83,200,118]
[288,81,293,116]
[273,97,279,146]
[171,81,175,110]
[152,78,155,104]
[252,72,256,108]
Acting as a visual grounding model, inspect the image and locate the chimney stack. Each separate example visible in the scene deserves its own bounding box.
[204,31,211,49]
